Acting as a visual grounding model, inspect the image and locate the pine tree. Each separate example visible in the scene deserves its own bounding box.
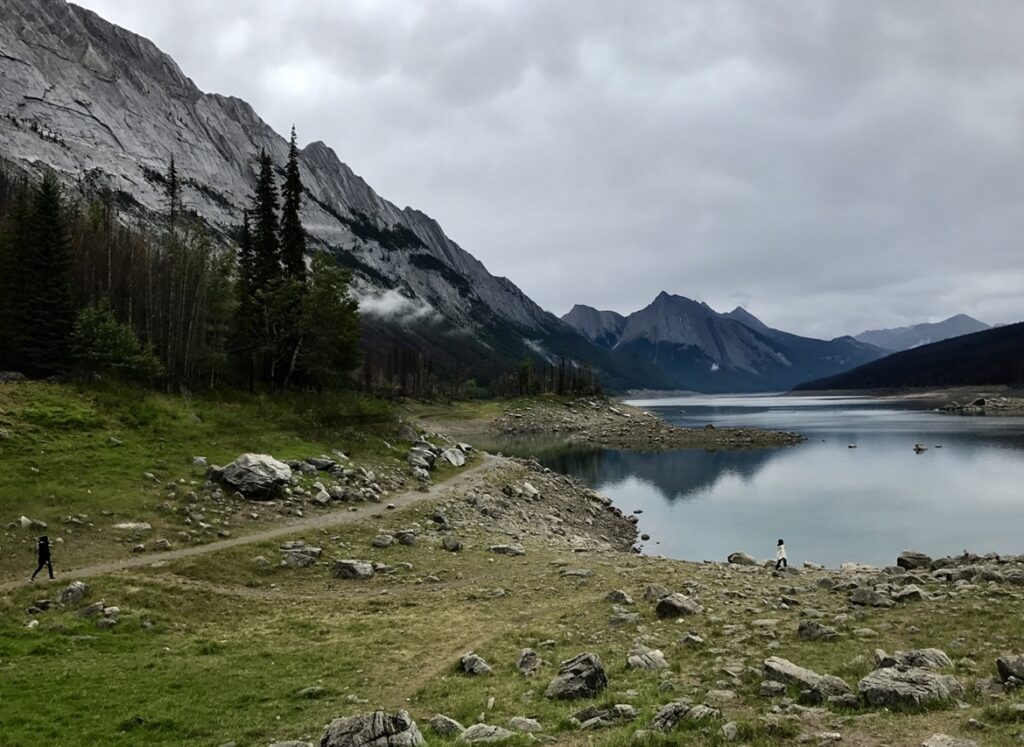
[0,180,29,369]
[251,150,281,291]
[165,156,182,231]
[12,173,76,374]
[280,127,307,279]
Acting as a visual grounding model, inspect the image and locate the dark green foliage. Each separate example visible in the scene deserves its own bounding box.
[297,253,361,389]
[71,302,163,381]
[280,127,307,279]
[9,173,76,375]
[795,322,1024,390]
[165,156,181,229]
[251,150,282,292]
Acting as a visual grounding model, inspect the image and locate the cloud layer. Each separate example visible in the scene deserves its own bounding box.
[76,0,1024,337]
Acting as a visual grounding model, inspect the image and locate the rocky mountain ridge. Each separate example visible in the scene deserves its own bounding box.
[563,293,885,392]
[854,314,991,352]
[0,0,628,383]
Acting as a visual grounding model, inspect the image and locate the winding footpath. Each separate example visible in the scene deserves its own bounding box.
[0,455,500,594]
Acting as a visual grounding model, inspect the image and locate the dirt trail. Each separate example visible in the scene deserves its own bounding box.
[0,455,500,594]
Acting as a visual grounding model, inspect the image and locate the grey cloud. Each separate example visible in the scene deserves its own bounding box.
[76,0,1024,336]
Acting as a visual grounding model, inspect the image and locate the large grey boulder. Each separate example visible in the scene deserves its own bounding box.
[429,715,464,737]
[762,656,852,703]
[996,654,1024,682]
[319,710,424,747]
[545,652,608,699]
[849,588,894,608]
[440,448,466,467]
[858,667,964,707]
[655,593,703,618]
[727,551,757,566]
[897,550,933,570]
[643,583,670,601]
[627,647,669,670]
[220,453,292,499]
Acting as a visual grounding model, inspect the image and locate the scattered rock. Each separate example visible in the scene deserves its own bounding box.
[606,589,634,605]
[218,453,292,500]
[457,724,514,743]
[997,655,1024,683]
[897,550,933,570]
[319,710,424,747]
[441,449,466,467]
[507,717,542,734]
[331,560,374,580]
[874,648,953,671]
[797,620,839,641]
[460,652,493,676]
[762,656,852,703]
[858,667,965,707]
[921,736,978,747]
[516,648,541,677]
[58,581,89,605]
[655,593,703,618]
[728,551,757,566]
[442,535,462,553]
[545,652,608,699]
[627,647,669,670]
[489,544,525,557]
[429,715,465,737]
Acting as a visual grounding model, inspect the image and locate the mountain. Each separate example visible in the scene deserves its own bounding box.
[561,305,626,348]
[796,322,1024,391]
[0,0,657,387]
[562,293,886,392]
[854,314,990,352]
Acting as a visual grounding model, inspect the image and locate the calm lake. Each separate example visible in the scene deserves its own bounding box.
[476,394,1024,567]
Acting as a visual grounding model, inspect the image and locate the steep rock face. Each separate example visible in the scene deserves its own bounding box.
[563,292,886,392]
[561,305,626,348]
[855,314,991,352]
[0,0,569,367]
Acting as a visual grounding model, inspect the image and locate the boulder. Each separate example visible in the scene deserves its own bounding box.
[545,652,608,699]
[457,724,514,743]
[627,648,669,670]
[516,648,541,677]
[897,550,933,570]
[797,620,839,641]
[440,449,466,467]
[858,667,964,707]
[58,581,89,605]
[643,583,670,601]
[606,589,634,605]
[507,717,542,733]
[429,715,465,737]
[319,710,424,747]
[441,535,462,553]
[655,593,703,619]
[220,453,292,499]
[893,584,925,602]
[727,551,757,566]
[996,654,1024,683]
[331,560,374,580]
[849,588,894,608]
[459,652,493,676]
[762,656,852,703]
[874,648,953,671]
[649,702,691,732]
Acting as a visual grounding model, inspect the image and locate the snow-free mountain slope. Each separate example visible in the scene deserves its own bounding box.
[854,314,990,352]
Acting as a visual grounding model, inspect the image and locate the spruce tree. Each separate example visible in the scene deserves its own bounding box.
[13,173,76,375]
[0,182,29,369]
[280,127,307,279]
[251,150,281,291]
[165,156,182,230]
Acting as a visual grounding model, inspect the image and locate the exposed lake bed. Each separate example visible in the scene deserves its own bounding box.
[472,393,1024,567]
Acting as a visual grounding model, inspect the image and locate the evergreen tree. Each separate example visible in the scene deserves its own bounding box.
[12,173,76,374]
[0,181,29,369]
[280,127,307,279]
[251,150,281,292]
[165,156,182,231]
[296,253,361,390]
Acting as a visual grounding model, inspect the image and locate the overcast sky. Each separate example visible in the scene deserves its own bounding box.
[75,0,1024,338]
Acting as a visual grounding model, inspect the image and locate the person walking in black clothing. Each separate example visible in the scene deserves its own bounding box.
[31,535,54,581]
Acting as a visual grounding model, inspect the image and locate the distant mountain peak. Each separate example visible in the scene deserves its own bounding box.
[854,315,990,352]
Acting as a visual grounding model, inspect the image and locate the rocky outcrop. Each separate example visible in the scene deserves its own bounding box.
[319,710,424,747]
[762,657,852,703]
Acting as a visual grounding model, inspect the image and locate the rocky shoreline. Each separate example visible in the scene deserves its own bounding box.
[490,397,805,451]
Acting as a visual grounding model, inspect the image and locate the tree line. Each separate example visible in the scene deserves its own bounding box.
[0,128,361,391]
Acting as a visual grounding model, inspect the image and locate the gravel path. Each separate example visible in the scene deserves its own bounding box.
[0,455,500,593]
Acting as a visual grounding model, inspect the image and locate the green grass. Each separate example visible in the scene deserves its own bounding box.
[0,380,402,577]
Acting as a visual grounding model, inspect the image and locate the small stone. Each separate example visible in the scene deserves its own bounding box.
[460,652,493,676]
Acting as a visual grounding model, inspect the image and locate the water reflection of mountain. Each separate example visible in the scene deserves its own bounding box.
[541,447,786,502]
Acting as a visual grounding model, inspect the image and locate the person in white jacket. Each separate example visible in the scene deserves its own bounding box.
[775,539,788,570]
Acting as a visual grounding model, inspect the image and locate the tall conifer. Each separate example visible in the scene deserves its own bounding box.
[280,127,306,279]
[251,150,281,291]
